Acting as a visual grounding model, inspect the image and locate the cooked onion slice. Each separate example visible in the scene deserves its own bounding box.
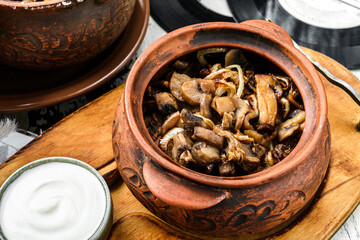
[159,127,184,151]
[225,64,245,98]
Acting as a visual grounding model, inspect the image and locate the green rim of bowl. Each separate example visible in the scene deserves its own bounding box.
[0,156,113,240]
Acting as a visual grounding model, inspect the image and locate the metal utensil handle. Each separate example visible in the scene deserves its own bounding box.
[292,40,360,106]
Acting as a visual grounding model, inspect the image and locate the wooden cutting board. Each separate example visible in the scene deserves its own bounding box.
[0,48,359,240]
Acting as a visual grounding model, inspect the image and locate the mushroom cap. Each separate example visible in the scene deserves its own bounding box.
[180,79,215,105]
[193,126,224,149]
[191,142,221,166]
[155,92,179,116]
[169,72,192,101]
[211,96,237,116]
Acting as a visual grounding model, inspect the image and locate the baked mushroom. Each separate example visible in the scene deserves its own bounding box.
[161,111,181,136]
[169,72,192,101]
[213,127,244,164]
[234,98,250,131]
[240,143,261,173]
[211,96,237,116]
[219,162,236,176]
[278,110,305,141]
[279,97,291,119]
[255,74,278,126]
[192,126,224,149]
[225,48,247,67]
[221,112,234,130]
[178,150,196,166]
[180,109,209,134]
[243,110,258,130]
[191,142,221,167]
[155,92,178,116]
[200,94,212,119]
[180,79,215,105]
[172,132,194,163]
[287,81,304,110]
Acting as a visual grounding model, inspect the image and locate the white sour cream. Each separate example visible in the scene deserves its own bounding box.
[0,162,106,240]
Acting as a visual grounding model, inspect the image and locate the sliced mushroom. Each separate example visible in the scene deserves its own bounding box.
[233,131,254,143]
[221,112,234,130]
[246,94,258,114]
[278,110,305,141]
[211,96,237,116]
[225,49,247,67]
[234,98,250,131]
[240,143,261,173]
[191,142,221,167]
[242,156,261,173]
[244,129,268,146]
[194,112,215,129]
[273,75,290,90]
[287,81,304,110]
[180,79,215,105]
[261,74,283,99]
[193,126,224,149]
[198,79,216,94]
[145,112,163,141]
[178,150,196,166]
[251,143,267,159]
[255,74,278,126]
[243,110,258,130]
[272,144,292,160]
[173,60,189,70]
[200,94,212,119]
[181,109,209,134]
[161,111,181,136]
[219,162,236,176]
[172,132,193,162]
[264,143,292,168]
[213,127,244,164]
[256,124,274,134]
[279,97,290,119]
[169,72,192,101]
[155,92,178,116]
[264,151,277,168]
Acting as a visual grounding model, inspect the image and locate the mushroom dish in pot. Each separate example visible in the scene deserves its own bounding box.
[143,47,305,177]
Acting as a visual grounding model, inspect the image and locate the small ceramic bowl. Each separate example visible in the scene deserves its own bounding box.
[0,157,113,240]
[113,20,330,239]
[0,0,135,70]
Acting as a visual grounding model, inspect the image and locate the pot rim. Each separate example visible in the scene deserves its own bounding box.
[123,21,328,188]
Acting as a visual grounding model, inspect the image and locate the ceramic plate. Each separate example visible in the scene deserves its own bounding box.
[0,0,149,112]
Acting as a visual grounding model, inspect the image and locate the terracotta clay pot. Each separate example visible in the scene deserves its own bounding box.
[0,0,135,70]
[112,20,330,239]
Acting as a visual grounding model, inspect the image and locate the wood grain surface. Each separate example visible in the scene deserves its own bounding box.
[0,48,359,239]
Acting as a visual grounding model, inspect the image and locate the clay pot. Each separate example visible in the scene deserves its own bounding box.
[0,0,135,70]
[112,20,330,239]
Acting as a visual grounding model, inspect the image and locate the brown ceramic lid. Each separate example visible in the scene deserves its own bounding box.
[0,0,149,113]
